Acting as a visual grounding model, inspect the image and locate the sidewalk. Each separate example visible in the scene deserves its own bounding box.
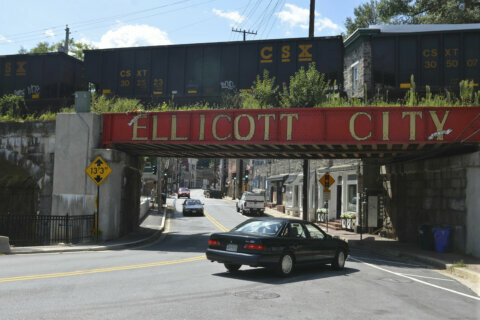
[262,205,479,295]
[6,207,167,255]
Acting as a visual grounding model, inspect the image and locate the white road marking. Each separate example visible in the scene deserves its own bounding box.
[398,273,455,282]
[350,256,480,301]
[351,255,423,268]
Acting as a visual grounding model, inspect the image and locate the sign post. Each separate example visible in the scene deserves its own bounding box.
[85,156,112,242]
[319,173,335,232]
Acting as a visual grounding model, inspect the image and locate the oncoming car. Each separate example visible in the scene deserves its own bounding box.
[206,217,349,276]
[182,199,204,216]
[178,188,190,198]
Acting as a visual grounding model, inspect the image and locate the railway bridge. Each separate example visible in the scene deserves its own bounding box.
[1,106,480,256]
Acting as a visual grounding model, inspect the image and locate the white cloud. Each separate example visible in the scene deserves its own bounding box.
[212,8,245,25]
[316,17,344,34]
[95,25,171,49]
[275,3,309,29]
[276,3,344,34]
[0,35,11,43]
[45,29,55,38]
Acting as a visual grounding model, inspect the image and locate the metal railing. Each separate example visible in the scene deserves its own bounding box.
[0,213,95,246]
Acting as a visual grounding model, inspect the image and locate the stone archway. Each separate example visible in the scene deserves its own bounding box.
[0,159,39,214]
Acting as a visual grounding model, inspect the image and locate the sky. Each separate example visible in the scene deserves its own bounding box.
[0,0,366,55]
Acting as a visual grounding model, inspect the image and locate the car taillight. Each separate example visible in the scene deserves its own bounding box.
[244,243,264,250]
[209,240,220,246]
[244,202,247,207]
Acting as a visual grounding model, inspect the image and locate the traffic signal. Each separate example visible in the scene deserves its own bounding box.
[152,165,157,174]
[163,170,168,177]
[232,173,237,180]
[245,173,249,183]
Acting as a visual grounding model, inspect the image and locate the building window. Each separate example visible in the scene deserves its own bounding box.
[352,67,359,93]
[347,184,357,212]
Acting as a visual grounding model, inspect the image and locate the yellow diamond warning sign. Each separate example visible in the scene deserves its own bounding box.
[86,156,112,185]
[319,173,335,192]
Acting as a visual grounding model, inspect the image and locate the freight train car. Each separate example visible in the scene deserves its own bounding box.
[84,36,344,105]
[344,24,480,99]
[0,52,86,113]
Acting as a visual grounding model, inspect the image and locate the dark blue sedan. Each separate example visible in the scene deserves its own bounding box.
[206,217,349,276]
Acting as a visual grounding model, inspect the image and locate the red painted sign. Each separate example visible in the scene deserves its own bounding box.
[102,107,480,146]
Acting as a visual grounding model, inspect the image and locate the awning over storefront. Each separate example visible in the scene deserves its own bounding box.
[285,173,303,186]
[267,174,289,182]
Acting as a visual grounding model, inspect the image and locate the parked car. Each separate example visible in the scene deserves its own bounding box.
[182,199,204,216]
[178,187,190,198]
[236,192,265,216]
[206,217,349,276]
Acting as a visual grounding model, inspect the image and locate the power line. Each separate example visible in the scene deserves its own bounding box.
[0,0,210,46]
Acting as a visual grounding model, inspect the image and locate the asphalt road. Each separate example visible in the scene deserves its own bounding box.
[0,189,478,319]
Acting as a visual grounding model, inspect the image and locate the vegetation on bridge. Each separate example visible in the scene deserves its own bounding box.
[1,63,479,122]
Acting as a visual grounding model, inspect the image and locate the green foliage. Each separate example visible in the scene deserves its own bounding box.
[280,63,330,108]
[248,69,279,108]
[18,39,95,60]
[345,0,480,36]
[0,95,25,118]
[90,94,144,113]
[405,75,418,107]
[345,0,380,36]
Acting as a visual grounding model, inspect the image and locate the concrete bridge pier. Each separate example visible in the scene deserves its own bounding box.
[51,113,141,241]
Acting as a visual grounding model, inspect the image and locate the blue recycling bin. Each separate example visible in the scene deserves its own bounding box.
[432,227,452,253]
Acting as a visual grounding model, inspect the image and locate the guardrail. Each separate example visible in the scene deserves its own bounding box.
[0,213,95,246]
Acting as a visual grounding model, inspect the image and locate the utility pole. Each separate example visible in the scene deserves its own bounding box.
[232,28,257,41]
[64,25,70,54]
[302,0,315,221]
[309,0,315,38]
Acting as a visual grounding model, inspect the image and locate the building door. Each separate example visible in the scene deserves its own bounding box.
[336,185,342,219]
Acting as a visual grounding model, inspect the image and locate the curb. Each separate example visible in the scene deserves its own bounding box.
[8,209,169,255]
[446,265,480,283]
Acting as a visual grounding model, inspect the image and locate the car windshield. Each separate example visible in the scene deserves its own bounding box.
[185,200,201,205]
[231,220,283,236]
[180,188,189,192]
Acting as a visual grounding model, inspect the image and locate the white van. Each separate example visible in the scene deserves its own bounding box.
[236,192,265,216]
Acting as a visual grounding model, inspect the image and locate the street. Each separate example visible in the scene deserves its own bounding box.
[0,189,478,320]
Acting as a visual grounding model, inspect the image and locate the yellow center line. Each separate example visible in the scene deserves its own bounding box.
[204,210,229,232]
[0,255,206,283]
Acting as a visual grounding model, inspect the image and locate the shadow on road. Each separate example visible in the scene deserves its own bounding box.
[212,264,359,285]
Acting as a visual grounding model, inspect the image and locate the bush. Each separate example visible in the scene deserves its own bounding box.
[0,95,26,118]
[280,63,330,108]
[248,69,279,108]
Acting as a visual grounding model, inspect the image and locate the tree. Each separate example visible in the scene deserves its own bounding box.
[345,0,380,36]
[18,39,95,60]
[345,0,480,36]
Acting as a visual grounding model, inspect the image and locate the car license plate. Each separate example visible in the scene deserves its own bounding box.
[226,244,237,252]
[192,210,197,213]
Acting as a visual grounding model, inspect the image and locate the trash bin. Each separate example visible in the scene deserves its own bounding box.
[432,227,452,253]
[418,224,434,250]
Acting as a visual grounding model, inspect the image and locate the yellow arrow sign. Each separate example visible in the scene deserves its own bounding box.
[86,156,112,186]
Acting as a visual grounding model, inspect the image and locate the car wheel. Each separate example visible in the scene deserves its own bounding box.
[276,253,294,276]
[224,263,241,273]
[242,209,246,215]
[332,250,346,270]
[236,204,240,212]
